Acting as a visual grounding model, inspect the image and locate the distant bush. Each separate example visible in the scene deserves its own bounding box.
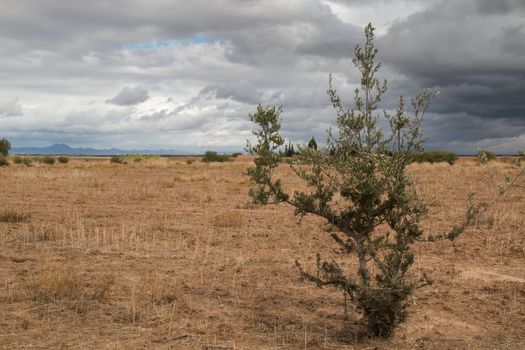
[186,158,194,165]
[231,152,242,158]
[13,156,33,166]
[480,150,496,161]
[202,151,231,163]
[57,156,69,164]
[0,138,11,156]
[411,150,458,165]
[0,156,9,167]
[41,156,56,165]
[110,155,126,164]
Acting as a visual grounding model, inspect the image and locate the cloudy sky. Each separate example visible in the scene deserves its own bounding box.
[0,0,524,153]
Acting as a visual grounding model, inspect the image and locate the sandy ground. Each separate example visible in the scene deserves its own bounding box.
[0,156,524,349]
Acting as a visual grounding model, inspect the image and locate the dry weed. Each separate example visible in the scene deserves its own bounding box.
[0,209,31,223]
[213,211,244,228]
[13,266,114,314]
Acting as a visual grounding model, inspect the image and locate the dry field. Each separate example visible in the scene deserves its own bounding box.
[0,156,524,349]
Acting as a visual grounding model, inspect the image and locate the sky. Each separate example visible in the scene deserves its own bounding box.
[0,0,524,154]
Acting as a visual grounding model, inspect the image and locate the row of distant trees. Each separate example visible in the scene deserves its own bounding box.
[0,134,505,166]
[281,137,502,166]
[282,137,317,157]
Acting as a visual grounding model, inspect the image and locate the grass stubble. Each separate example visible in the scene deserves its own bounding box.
[0,156,523,349]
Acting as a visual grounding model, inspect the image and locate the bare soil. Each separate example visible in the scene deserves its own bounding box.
[0,156,524,349]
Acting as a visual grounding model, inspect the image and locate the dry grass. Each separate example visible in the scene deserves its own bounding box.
[0,156,523,349]
[22,266,113,303]
[3,264,114,319]
[213,211,244,228]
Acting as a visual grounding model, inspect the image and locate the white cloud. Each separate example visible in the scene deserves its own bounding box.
[0,97,23,118]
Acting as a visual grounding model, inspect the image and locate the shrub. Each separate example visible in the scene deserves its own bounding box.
[201,151,230,163]
[13,156,32,166]
[41,156,55,165]
[22,157,33,166]
[231,152,242,158]
[412,150,458,165]
[0,138,11,156]
[186,158,195,165]
[57,156,69,164]
[110,155,126,164]
[245,23,496,338]
[0,156,8,167]
[0,209,31,223]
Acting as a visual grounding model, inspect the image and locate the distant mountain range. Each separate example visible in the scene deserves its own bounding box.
[12,144,193,156]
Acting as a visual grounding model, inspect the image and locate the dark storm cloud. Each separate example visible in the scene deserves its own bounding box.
[476,0,525,15]
[106,86,150,106]
[376,0,525,152]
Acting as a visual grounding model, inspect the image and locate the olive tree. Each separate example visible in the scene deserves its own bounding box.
[245,23,497,337]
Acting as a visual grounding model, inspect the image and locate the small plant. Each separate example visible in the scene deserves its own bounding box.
[21,230,54,242]
[110,155,126,164]
[247,24,437,337]
[27,267,84,303]
[411,150,458,165]
[244,23,514,338]
[0,209,31,223]
[0,156,8,167]
[142,274,184,306]
[57,156,69,164]
[186,158,195,165]
[201,151,231,163]
[231,152,242,158]
[41,156,55,165]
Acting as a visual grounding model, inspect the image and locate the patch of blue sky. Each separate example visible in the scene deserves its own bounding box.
[127,35,215,50]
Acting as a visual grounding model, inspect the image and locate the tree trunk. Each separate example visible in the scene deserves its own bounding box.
[357,239,370,286]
